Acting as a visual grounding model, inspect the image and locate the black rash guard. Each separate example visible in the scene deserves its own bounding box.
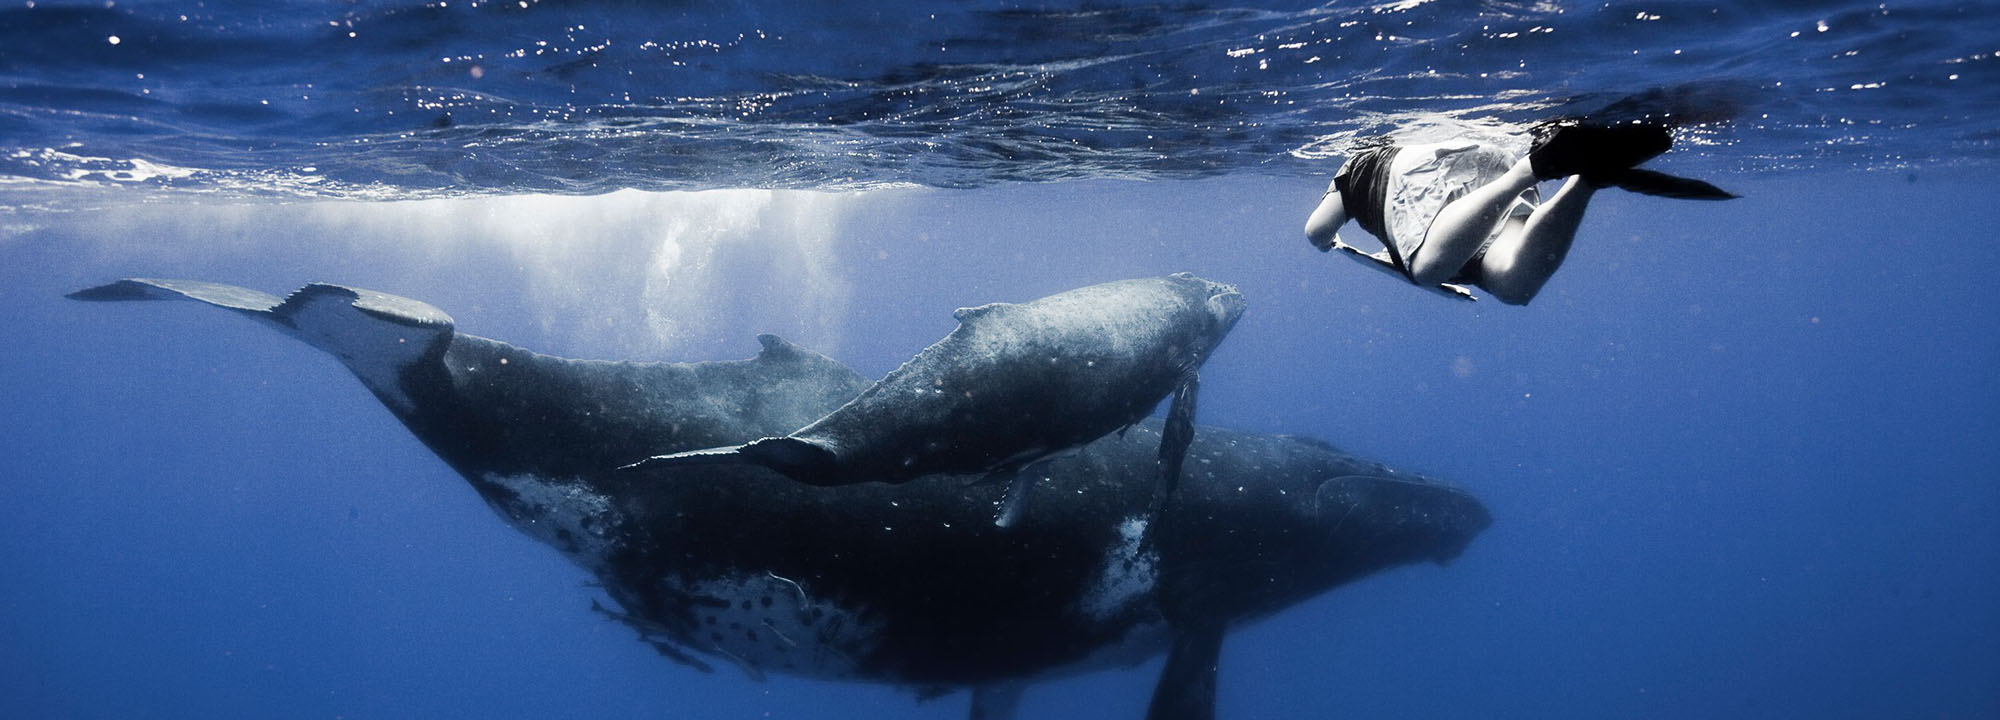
[1332,145,1403,270]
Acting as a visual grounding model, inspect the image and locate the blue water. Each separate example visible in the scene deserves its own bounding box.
[3,1,1999,718]
[2,0,1996,203]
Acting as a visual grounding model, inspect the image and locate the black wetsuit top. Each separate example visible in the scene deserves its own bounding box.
[1333,145,1401,267]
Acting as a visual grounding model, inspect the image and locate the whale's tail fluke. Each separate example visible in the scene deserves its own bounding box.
[68,278,455,412]
[622,436,840,485]
[68,277,285,313]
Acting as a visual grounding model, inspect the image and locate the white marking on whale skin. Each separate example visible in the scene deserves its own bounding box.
[481,473,624,571]
[673,572,883,681]
[1078,516,1159,623]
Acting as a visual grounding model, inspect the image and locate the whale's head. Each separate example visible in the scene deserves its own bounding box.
[1309,473,1491,566]
[1154,430,1489,618]
[1167,272,1246,355]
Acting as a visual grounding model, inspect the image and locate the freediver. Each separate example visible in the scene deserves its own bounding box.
[1302,120,1736,304]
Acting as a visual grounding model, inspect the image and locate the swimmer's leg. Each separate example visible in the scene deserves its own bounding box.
[1476,174,1598,305]
[1408,160,1539,286]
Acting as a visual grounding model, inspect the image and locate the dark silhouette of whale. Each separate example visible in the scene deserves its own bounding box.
[68,278,1489,720]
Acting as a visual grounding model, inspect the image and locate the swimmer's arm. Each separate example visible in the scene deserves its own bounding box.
[1303,182,1346,251]
[1328,241,1478,302]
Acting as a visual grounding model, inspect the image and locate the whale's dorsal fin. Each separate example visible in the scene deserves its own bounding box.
[754,333,811,360]
[952,302,1016,324]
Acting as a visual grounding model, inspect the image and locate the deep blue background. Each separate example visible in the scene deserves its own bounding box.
[3,166,1995,718]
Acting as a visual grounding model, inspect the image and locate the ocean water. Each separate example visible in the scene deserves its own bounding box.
[2,1,1997,719]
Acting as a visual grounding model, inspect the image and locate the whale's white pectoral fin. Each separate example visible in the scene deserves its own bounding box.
[1145,619,1224,720]
[969,681,1026,720]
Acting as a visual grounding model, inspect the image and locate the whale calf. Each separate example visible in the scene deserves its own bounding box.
[630,274,1247,526]
[70,278,1487,720]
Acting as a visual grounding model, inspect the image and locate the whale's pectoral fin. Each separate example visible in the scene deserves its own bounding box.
[1155,372,1200,514]
[620,436,841,484]
[1145,618,1225,720]
[623,437,842,485]
[970,681,1026,720]
[740,436,843,485]
[991,469,1035,529]
[69,279,456,412]
[621,444,753,472]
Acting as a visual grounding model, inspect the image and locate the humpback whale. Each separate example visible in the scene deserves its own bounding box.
[69,278,1488,720]
[630,274,1246,527]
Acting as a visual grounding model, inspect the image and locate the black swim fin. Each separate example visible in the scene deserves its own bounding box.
[1595,167,1738,200]
[1528,120,1671,181]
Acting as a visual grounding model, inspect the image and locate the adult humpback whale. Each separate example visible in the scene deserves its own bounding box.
[68,278,1490,720]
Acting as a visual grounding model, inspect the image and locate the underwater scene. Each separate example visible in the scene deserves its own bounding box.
[2,1,1996,718]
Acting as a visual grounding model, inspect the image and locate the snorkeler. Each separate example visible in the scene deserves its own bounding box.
[1302,120,1735,304]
